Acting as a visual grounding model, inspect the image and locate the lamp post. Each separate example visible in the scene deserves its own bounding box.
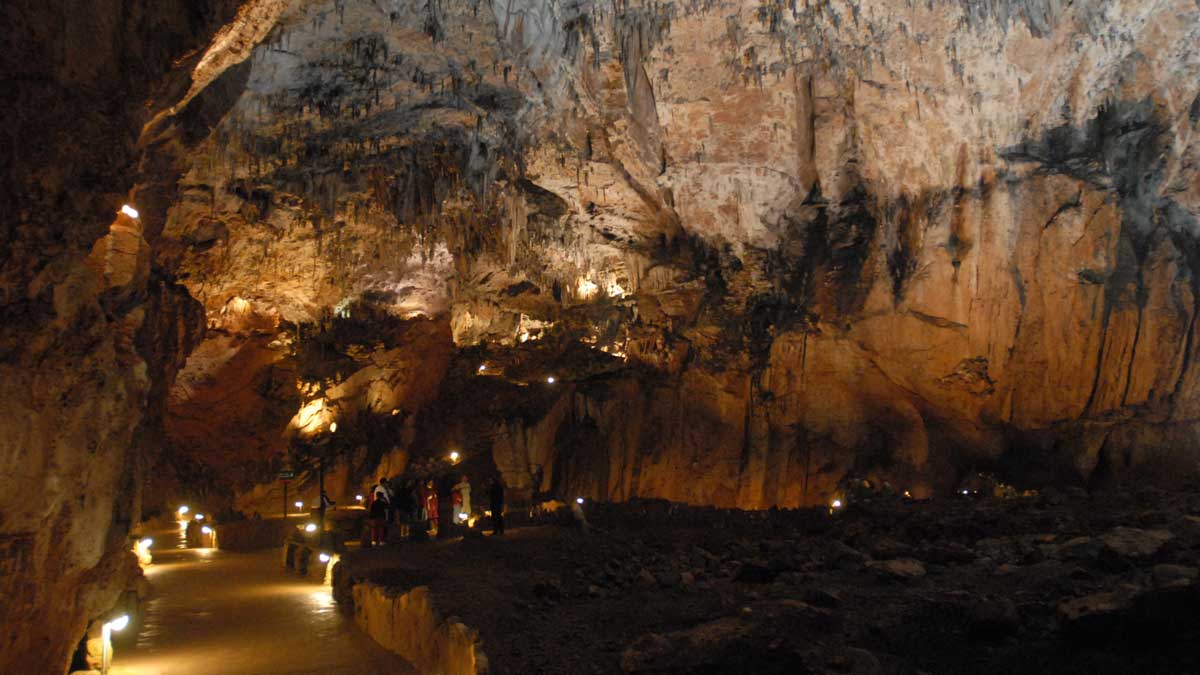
[318,455,326,532]
[100,615,129,675]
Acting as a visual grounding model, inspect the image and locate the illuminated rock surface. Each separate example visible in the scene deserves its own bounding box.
[3,0,1200,671]
[153,0,1200,512]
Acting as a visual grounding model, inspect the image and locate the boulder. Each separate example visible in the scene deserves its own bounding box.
[1100,527,1173,562]
[1057,586,1142,638]
[1151,564,1199,589]
[867,558,926,580]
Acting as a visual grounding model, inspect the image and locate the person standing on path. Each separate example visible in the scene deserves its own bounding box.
[392,479,414,539]
[373,478,393,506]
[422,479,439,536]
[367,492,388,547]
[452,474,471,524]
[488,477,505,536]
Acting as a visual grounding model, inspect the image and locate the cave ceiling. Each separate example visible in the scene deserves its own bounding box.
[151,0,1200,502]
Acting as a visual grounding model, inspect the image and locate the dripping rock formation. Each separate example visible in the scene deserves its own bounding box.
[2,0,1199,671]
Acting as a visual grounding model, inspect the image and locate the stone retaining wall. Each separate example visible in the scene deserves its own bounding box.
[352,582,487,675]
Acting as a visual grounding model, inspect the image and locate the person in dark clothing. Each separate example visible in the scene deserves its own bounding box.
[489,477,505,536]
[530,464,544,501]
[368,493,388,546]
[392,479,413,539]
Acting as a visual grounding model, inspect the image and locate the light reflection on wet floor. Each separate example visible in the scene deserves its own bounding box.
[111,544,414,675]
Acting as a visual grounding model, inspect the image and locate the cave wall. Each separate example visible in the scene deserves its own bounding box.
[0,1,245,671]
[146,2,1200,512]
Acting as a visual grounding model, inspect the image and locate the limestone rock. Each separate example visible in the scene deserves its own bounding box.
[867,558,927,580]
[1100,527,1174,561]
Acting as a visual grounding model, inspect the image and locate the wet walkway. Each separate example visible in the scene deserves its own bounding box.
[110,541,415,675]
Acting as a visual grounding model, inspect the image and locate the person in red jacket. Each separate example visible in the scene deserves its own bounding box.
[422,479,439,536]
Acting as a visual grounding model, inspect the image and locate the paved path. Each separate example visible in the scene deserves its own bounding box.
[110,539,414,675]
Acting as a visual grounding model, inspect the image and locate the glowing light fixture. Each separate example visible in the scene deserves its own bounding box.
[295,501,303,509]
[449,451,460,463]
[546,376,556,384]
[575,497,584,505]
[318,552,331,563]
[329,421,338,433]
[101,614,131,675]
[120,204,139,219]
[355,494,363,502]
[177,505,189,515]
[961,489,969,495]
[478,364,487,372]
[201,526,212,535]
[139,538,153,548]
[194,514,204,521]
[304,523,318,533]
[458,512,468,521]
[831,499,844,509]
[904,490,912,499]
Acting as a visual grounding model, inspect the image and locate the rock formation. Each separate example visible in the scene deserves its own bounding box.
[3,0,1200,669]
[1,1,241,671]
[157,0,1200,509]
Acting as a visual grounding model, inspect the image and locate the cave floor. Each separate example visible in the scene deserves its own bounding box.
[109,544,415,675]
[336,489,1200,675]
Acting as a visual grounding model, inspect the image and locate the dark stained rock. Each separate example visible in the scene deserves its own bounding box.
[866,559,927,580]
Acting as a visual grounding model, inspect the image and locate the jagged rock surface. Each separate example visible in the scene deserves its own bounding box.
[4,0,1200,670]
[156,0,1200,508]
[0,1,238,671]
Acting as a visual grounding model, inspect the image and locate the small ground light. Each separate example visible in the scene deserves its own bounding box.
[318,552,331,563]
[194,514,204,521]
[304,523,317,533]
[449,451,460,463]
[120,205,139,219]
[576,497,584,504]
[961,489,969,495]
[102,614,131,675]
[831,499,843,509]
[478,364,486,372]
[201,526,212,535]
[330,422,338,433]
[178,505,189,515]
[355,494,363,502]
[547,376,556,384]
[295,501,303,509]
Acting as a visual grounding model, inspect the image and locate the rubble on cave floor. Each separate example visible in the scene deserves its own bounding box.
[335,488,1200,674]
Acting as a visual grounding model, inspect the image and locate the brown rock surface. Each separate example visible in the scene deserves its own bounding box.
[0,1,240,671]
[139,0,1200,511]
[5,1,1200,669]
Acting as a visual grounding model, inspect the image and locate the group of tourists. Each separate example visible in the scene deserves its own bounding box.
[365,473,505,546]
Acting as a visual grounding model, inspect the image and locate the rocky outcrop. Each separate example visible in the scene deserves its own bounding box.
[0,1,245,671]
[145,0,1200,508]
[4,5,1194,668]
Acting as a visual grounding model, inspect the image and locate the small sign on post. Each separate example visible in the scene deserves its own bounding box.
[280,469,295,518]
